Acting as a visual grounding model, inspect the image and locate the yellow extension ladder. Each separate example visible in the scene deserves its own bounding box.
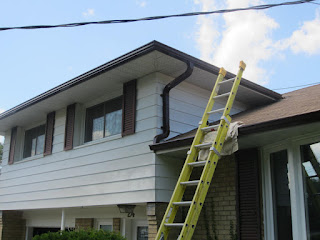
[155,61,246,240]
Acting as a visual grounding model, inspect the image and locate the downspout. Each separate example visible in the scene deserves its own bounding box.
[153,61,194,144]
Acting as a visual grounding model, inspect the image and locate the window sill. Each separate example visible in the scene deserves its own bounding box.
[14,154,44,165]
[74,134,122,150]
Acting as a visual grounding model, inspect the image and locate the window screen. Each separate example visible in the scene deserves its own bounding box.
[137,226,148,240]
[85,97,122,142]
[23,125,46,158]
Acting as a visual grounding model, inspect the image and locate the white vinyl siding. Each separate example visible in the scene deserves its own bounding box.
[0,72,251,210]
[0,74,160,210]
[156,73,247,139]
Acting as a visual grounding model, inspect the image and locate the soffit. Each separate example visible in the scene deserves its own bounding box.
[0,50,278,134]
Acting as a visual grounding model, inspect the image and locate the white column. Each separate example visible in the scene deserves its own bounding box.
[121,218,126,237]
[61,209,66,231]
[289,144,307,240]
[261,149,276,240]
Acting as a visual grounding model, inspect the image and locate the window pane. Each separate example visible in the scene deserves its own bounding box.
[31,138,37,157]
[105,97,122,114]
[36,125,45,155]
[24,128,35,158]
[105,109,122,137]
[301,143,320,240]
[85,104,104,142]
[33,227,60,237]
[137,226,148,240]
[100,225,112,231]
[36,134,45,155]
[85,97,122,142]
[270,150,293,240]
[23,125,46,158]
[92,116,104,140]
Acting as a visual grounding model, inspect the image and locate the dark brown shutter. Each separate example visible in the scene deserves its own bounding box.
[64,104,76,150]
[122,79,136,136]
[8,127,17,165]
[44,111,55,156]
[235,148,261,240]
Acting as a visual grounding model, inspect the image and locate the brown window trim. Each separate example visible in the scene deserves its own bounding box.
[64,104,76,151]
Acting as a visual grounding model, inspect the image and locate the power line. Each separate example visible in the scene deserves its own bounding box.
[272,81,320,91]
[0,0,315,32]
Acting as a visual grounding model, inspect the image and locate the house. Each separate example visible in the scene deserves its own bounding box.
[0,41,319,240]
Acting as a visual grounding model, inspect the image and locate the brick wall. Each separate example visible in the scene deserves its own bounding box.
[0,211,26,240]
[149,155,237,240]
[188,155,237,240]
[112,218,121,233]
[146,202,167,239]
[75,218,94,230]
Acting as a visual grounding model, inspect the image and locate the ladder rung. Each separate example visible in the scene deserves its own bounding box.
[218,77,236,85]
[194,142,212,149]
[173,201,192,206]
[207,108,225,115]
[201,124,219,132]
[188,161,207,167]
[164,223,184,228]
[155,62,245,240]
[213,92,230,99]
[180,180,200,186]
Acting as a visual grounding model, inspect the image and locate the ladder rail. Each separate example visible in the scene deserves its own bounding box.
[180,63,246,239]
[154,68,227,240]
[221,61,246,121]
[154,67,227,240]
[180,116,231,239]
[155,61,246,240]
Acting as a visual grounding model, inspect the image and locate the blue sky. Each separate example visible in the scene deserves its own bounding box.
[0,0,320,142]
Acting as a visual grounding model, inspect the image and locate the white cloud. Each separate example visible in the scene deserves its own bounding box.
[194,0,279,84]
[82,8,95,17]
[279,10,320,55]
[136,1,147,8]
[213,0,279,84]
[194,0,220,63]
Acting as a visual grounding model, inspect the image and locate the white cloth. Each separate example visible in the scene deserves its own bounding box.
[198,121,243,161]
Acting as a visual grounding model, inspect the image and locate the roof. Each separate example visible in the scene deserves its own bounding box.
[0,41,282,134]
[150,84,320,151]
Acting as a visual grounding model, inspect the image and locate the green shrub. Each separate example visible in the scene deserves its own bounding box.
[33,229,126,240]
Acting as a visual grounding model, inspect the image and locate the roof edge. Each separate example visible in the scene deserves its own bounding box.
[238,110,320,136]
[149,110,320,151]
[0,40,282,121]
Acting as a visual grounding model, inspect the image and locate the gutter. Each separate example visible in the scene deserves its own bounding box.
[153,61,194,143]
[150,110,320,151]
[0,41,282,122]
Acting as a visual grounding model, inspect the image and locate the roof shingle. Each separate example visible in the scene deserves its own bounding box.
[166,84,320,141]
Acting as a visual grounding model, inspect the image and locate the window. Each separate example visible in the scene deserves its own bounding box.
[85,97,122,142]
[99,224,112,231]
[301,142,320,240]
[137,226,148,240]
[263,135,320,240]
[23,125,46,158]
[95,219,113,232]
[270,150,293,240]
[32,227,60,237]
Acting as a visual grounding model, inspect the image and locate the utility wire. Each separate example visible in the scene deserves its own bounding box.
[272,81,320,91]
[0,0,315,32]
